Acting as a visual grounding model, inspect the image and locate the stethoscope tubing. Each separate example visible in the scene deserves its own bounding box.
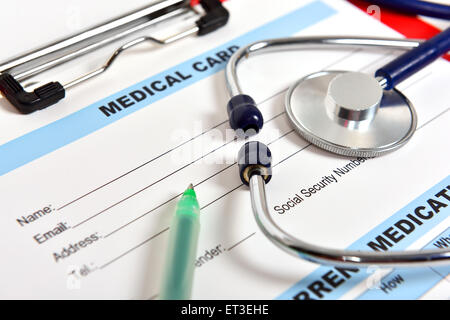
[249,174,450,267]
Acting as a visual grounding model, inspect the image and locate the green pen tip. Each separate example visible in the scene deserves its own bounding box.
[183,183,197,198]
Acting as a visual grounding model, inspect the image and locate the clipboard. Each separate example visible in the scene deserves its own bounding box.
[0,0,228,114]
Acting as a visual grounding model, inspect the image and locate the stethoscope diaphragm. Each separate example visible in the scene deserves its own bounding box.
[285,70,417,157]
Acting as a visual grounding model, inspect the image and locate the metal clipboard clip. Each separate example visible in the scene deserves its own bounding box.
[0,0,229,114]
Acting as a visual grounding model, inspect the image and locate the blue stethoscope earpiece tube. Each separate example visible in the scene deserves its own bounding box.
[375,28,450,90]
[227,94,264,134]
[238,141,272,185]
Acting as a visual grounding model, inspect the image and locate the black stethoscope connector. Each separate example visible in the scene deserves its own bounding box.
[227,94,264,135]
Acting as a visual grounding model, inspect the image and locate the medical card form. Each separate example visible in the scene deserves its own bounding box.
[0,0,449,299]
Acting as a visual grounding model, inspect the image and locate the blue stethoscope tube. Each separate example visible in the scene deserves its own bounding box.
[237,141,450,267]
[365,0,450,20]
[376,28,450,90]
[226,28,450,134]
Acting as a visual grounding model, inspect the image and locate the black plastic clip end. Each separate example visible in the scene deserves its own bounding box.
[0,73,65,114]
[196,0,230,36]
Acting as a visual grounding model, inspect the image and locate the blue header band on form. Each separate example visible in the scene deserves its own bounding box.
[0,1,336,176]
[356,227,450,300]
[277,176,450,300]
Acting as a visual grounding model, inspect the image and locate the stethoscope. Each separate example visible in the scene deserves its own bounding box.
[226,27,450,264]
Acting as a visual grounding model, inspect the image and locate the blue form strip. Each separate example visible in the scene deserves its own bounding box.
[277,176,450,300]
[425,227,450,279]
[357,268,443,300]
[0,1,336,176]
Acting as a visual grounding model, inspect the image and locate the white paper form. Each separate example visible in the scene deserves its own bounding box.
[0,0,449,299]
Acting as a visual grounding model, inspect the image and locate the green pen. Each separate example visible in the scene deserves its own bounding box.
[160,183,200,300]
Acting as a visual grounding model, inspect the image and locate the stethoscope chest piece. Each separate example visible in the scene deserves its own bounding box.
[285,70,417,157]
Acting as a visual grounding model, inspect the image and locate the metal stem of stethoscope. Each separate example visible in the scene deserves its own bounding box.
[239,141,450,267]
[0,0,191,81]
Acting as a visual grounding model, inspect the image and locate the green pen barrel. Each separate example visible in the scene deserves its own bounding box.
[160,188,200,300]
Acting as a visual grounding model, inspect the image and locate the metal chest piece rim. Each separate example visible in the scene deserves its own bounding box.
[285,70,418,158]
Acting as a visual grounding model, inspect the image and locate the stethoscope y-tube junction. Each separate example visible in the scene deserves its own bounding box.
[238,141,450,267]
[0,0,229,114]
